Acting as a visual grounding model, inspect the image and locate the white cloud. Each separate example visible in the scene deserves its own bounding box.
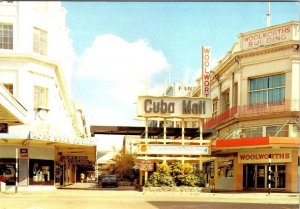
[73,34,170,126]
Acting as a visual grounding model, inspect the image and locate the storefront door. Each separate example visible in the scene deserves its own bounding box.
[244,164,285,189]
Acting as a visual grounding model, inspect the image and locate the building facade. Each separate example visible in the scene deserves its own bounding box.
[196,21,299,192]
[0,1,96,191]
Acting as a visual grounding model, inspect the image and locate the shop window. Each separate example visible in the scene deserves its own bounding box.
[33,27,47,55]
[249,74,285,106]
[0,23,13,49]
[2,83,13,95]
[218,160,233,178]
[0,159,16,185]
[29,159,54,185]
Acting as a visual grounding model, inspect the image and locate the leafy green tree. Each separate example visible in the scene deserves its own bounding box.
[146,162,207,187]
[113,151,136,179]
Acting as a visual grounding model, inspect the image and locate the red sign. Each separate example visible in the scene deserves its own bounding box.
[202,46,211,97]
[20,148,28,158]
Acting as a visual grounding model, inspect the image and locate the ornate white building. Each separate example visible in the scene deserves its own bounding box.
[0,1,96,191]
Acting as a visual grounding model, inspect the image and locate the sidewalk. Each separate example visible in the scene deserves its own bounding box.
[0,183,299,205]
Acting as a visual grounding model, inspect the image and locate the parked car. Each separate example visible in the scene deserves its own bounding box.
[101,175,117,187]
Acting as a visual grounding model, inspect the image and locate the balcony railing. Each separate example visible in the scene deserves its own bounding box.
[204,99,299,129]
[204,106,237,128]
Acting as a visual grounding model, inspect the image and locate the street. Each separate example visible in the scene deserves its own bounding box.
[0,184,298,209]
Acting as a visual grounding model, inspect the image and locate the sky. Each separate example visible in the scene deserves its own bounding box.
[61,2,299,151]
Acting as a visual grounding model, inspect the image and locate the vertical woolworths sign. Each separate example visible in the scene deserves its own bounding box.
[202,46,211,97]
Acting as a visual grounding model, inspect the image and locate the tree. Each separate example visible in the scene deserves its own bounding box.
[113,151,136,179]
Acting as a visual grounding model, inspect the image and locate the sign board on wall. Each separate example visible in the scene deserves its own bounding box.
[138,144,210,155]
[137,96,212,119]
[139,160,154,171]
[240,25,293,50]
[0,123,8,133]
[202,46,211,97]
[20,148,29,158]
[238,150,292,164]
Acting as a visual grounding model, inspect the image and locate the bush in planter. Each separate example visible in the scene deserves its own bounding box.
[145,172,175,187]
[145,163,175,187]
[170,162,207,187]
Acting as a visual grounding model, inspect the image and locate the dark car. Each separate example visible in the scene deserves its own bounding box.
[101,175,117,187]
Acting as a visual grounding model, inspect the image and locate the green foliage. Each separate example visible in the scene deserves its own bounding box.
[145,172,175,187]
[157,163,171,174]
[113,152,136,179]
[146,162,207,187]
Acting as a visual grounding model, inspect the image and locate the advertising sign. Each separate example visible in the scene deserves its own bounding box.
[139,160,154,171]
[202,46,211,97]
[137,96,212,119]
[240,25,293,50]
[138,144,210,155]
[238,150,291,164]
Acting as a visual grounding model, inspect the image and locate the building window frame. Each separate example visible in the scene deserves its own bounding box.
[34,86,48,110]
[221,90,230,112]
[33,27,47,55]
[249,74,285,107]
[0,23,13,50]
[212,98,218,118]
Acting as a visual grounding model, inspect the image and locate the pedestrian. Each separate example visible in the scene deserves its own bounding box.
[80,172,85,183]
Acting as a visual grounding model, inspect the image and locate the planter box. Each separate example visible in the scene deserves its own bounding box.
[142,186,211,193]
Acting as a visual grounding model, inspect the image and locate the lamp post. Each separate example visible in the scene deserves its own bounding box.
[268,154,271,195]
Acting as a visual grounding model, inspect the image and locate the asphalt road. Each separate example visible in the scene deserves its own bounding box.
[0,185,298,209]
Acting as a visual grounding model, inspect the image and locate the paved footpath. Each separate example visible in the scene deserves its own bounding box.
[0,183,299,209]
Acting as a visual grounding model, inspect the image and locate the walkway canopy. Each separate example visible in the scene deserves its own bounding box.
[90,125,214,138]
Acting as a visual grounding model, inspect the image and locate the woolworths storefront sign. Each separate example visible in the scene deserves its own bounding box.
[137,96,212,119]
[238,150,292,164]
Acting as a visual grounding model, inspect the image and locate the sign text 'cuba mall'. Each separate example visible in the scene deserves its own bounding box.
[137,96,212,118]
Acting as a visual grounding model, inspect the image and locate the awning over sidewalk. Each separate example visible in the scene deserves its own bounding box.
[0,138,97,163]
[212,137,300,154]
[0,84,27,126]
[91,125,214,138]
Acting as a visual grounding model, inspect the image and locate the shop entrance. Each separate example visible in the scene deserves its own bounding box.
[243,164,285,189]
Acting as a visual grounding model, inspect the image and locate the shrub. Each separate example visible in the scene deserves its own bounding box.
[146,162,207,187]
[145,172,175,187]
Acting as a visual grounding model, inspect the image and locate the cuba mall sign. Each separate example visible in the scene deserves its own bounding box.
[137,96,212,119]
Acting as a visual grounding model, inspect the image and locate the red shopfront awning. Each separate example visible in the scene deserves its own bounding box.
[213,137,300,148]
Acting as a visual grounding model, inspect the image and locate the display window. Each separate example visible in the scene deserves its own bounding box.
[29,159,54,185]
[243,164,286,189]
[218,160,233,178]
[0,158,16,185]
